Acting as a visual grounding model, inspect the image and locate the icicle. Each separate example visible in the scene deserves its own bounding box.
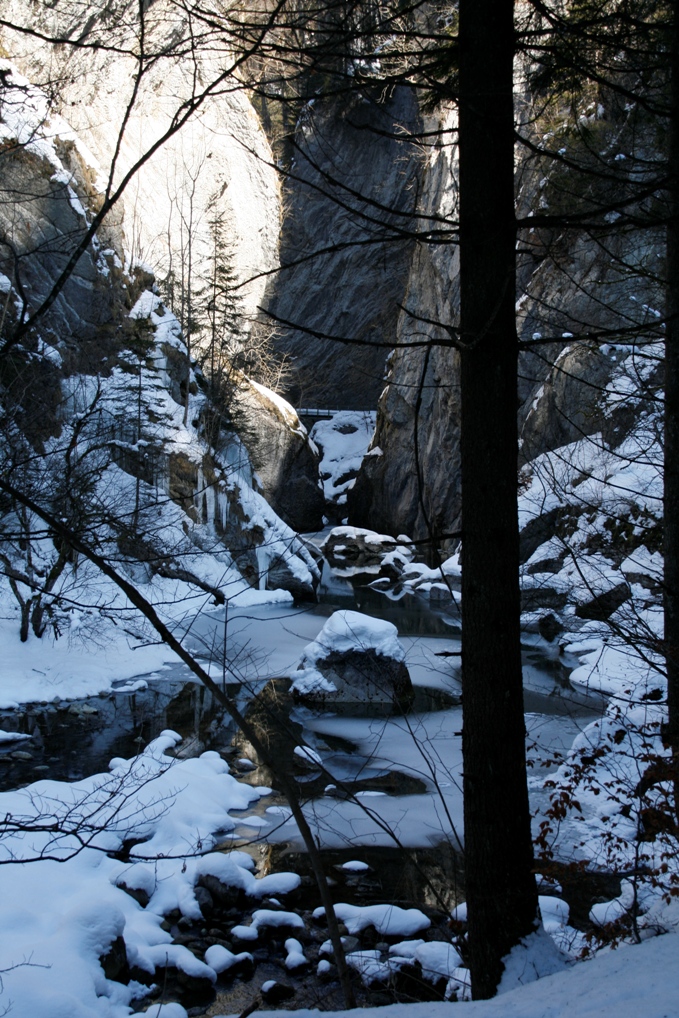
[205,481,215,527]
[255,544,269,591]
[195,466,204,518]
[217,486,229,530]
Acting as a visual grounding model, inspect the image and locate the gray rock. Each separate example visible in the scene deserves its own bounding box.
[322,527,414,582]
[538,613,564,642]
[99,935,130,983]
[230,376,324,533]
[197,874,243,910]
[266,554,318,601]
[296,648,413,711]
[116,881,151,908]
[266,87,423,409]
[520,586,568,613]
[293,611,414,710]
[575,582,632,621]
[194,885,214,917]
[261,981,296,1004]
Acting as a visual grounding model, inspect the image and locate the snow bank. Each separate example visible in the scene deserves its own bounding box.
[0,732,300,1016]
[214,930,679,1018]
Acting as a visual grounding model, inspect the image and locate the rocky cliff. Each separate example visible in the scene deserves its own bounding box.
[0,54,321,638]
[348,106,462,549]
[347,97,664,550]
[264,86,424,409]
[0,0,279,327]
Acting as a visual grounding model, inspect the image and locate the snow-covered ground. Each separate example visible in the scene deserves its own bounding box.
[219,928,679,1018]
[0,731,295,1016]
[1,722,677,1018]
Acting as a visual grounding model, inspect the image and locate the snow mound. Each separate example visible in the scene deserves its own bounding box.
[313,902,430,937]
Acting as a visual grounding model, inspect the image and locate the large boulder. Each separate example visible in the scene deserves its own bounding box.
[230,377,325,533]
[291,610,413,710]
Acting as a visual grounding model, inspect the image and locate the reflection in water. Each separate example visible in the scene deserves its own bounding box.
[0,667,241,792]
[270,843,465,915]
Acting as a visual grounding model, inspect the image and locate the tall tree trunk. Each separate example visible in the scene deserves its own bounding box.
[664,2,679,821]
[458,0,539,999]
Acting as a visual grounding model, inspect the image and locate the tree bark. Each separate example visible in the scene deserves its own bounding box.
[664,1,679,821]
[458,0,539,999]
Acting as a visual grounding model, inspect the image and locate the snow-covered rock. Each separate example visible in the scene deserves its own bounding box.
[292,610,414,708]
[310,411,376,516]
[322,526,415,582]
[231,377,324,534]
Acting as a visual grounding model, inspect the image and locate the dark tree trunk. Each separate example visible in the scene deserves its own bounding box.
[664,3,679,821]
[458,0,539,999]
[19,599,30,643]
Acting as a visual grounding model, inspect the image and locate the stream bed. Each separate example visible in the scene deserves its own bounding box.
[0,572,610,1015]
[0,579,605,840]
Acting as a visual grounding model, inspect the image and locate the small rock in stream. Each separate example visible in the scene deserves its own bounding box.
[261,980,296,1004]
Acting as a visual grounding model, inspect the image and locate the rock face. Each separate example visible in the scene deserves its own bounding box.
[0,61,319,614]
[265,87,423,409]
[230,378,324,533]
[292,610,414,710]
[0,0,280,329]
[347,107,461,549]
[348,99,664,545]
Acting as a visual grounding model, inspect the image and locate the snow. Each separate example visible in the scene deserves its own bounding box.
[212,931,679,1018]
[345,949,392,985]
[310,411,376,502]
[204,944,252,974]
[313,903,430,937]
[250,381,308,438]
[284,938,308,970]
[302,610,405,661]
[342,860,370,871]
[294,745,323,766]
[0,732,302,1017]
[252,908,305,931]
[0,274,320,708]
[131,1007,188,1018]
[0,729,32,742]
[230,924,260,942]
[498,927,569,993]
[395,551,462,598]
[291,610,407,699]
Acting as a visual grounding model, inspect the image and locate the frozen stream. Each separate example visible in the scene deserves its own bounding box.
[0,574,605,859]
[188,590,604,851]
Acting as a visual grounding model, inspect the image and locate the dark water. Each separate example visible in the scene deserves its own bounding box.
[0,666,241,792]
[318,567,461,637]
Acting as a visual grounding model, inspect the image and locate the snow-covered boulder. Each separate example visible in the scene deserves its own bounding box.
[292,610,413,709]
[321,526,414,583]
